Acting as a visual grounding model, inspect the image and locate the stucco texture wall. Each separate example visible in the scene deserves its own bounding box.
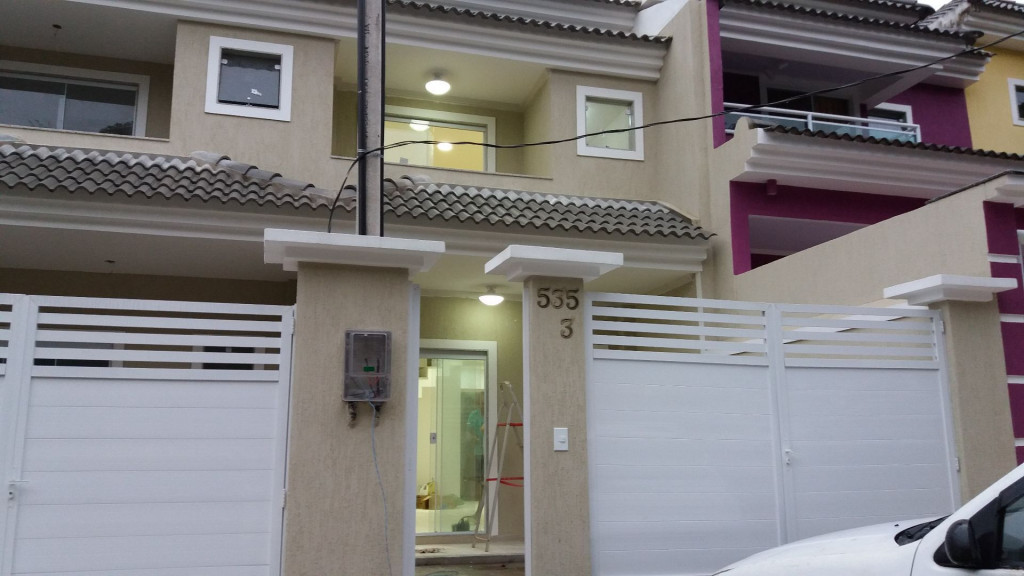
[888,83,972,148]
[170,22,336,186]
[419,296,524,539]
[966,47,1024,154]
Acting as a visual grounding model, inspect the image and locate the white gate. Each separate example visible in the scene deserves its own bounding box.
[585,293,958,576]
[0,294,293,576]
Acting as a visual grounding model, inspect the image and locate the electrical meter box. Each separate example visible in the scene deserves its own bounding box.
[343,330,391,401]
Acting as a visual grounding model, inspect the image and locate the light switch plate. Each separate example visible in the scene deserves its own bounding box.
[554,427,568,452]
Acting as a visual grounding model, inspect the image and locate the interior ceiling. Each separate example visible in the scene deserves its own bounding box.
[335,38,547,108]
[0,0,178,64]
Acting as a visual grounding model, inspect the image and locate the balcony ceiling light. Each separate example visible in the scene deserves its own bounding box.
[479,287,504,306]
[436,142,453,152]
[425,74,451,96]
[410,119,430,132]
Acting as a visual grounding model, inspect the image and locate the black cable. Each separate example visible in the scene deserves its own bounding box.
[327,26,1024,231]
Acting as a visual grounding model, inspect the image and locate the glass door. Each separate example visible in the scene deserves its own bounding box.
[416,351,487,534]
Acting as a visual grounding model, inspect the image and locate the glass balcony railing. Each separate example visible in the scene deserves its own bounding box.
[723,103,921,144]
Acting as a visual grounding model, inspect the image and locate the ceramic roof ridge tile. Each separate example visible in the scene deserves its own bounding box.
[723,0,981,42]
[386,0,670,42]
[826,0,934,16]
[765,125,1024,159]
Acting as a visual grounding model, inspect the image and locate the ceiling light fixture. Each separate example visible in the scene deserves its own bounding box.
[425,74,451,96]
[409,119,430,132]
[479,287,504,306]
[436,142,453,152]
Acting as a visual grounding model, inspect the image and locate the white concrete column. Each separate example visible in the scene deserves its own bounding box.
[487,245,621,576]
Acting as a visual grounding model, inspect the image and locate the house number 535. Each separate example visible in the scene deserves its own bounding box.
[537,288,579,339]
[536,288,579,310]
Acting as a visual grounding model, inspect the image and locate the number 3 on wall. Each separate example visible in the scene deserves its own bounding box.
[537,288,579,310]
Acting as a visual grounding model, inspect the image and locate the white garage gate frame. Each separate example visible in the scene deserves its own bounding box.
[0,294,294,576]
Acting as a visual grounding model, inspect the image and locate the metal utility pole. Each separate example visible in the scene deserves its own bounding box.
[356,0,384,236]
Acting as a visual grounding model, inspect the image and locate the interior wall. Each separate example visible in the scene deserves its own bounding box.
[419,296,524,539]
[0,45,174,139]
[331,90,526,174]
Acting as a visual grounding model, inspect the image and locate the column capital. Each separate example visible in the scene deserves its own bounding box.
[485,245,622,282]
[264,228,444,273]
[883,274,1018,306]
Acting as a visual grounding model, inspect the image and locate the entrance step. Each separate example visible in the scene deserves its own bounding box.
[415,543,525,566]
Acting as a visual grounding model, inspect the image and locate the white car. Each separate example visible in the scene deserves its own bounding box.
[713,462,1024,576]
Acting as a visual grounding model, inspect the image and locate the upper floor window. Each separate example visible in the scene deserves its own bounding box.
[0,61,149,136]
[576,86,644,161]
[205,37,293,122]
[1009,79,1024,127]
[383,105,495,172]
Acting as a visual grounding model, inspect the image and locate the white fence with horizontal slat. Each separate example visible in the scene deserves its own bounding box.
[586,293,958,576]
[0,294,294,576]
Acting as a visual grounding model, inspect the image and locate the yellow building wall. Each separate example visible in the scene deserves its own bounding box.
[966,47,1024,154]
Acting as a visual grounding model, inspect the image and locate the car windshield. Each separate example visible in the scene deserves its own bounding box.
[894,517,948,546]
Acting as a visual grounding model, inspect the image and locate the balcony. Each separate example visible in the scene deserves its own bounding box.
[724,103,921,143]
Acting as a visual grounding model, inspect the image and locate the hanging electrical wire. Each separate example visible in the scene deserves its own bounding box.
[325,25,1024,230]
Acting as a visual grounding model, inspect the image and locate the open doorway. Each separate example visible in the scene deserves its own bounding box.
[416,342,497,536]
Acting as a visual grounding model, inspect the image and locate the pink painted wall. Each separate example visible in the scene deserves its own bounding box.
[887,84,973,148]
[983,201,1024,462]
[730,181,925,273]
[707,0,726,148]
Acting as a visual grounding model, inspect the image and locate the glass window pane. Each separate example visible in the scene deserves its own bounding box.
[383,119,486,171]
[218,49,281,108]
[64,84,136,135]
[1015,86,1024,121]
[1003,495,1024,568]
[0,76,63,129]
[584,97,635,151]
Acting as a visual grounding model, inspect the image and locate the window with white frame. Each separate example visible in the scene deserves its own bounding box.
[0,61,149,136]
[383,105,496,172]
[576,86,644,161]
[1010,79,1024,127]
[205,37,293,122]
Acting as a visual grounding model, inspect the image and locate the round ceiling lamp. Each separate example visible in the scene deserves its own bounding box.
[479,287,504,306]
[425,74,451,96]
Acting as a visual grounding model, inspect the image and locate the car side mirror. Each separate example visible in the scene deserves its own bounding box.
[945,519,983,567]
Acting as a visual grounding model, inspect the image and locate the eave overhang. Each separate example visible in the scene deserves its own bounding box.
[719,2,988,89]
[731,126,1024,199]
[65,0,667,81]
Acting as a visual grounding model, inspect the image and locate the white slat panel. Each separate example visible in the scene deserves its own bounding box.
[14,567,268,576]
[598,548,767,576]
[593,335,766,353]
[26,407,276,439]
[783,344,933,358]
[12,533,270,574]
[590,305,767,326]
[36,330,282,348]
[781,330,935,344]
[591,464,775,496]
[18,470,274,505]
[30,379,279,408]
[36,313,281,333]
[590,292,771,312]
[590,320,765,339]
[31,295,287,316]
[593,349,768,365]
[31,367,280,381]
[33,348,279,365]
[22,438,275,472]
[16,501,271,539]
[785,358,939,369]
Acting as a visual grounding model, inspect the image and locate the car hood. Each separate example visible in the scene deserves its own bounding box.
[714,518,937,576]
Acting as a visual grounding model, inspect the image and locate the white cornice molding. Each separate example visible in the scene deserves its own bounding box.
[735,128,1024,198]
[966,12,1024,52]
[68,0,666,80]
[0,194,709,273]
[719,6,986,86]
[438,0,637,31]
[264,228,445,273]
